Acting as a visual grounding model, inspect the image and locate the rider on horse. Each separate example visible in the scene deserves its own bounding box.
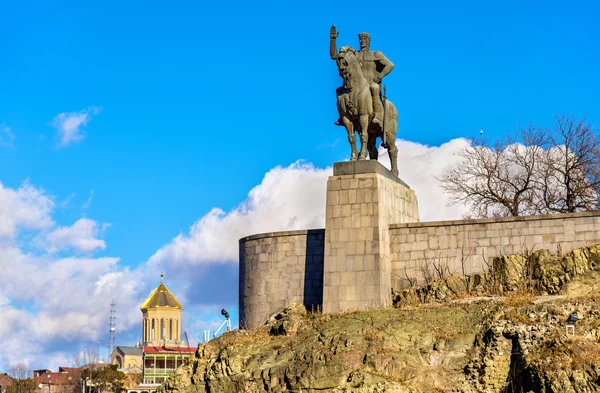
[330,26,395,127]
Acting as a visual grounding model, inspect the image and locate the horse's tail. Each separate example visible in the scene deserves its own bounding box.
[383,100,399,146]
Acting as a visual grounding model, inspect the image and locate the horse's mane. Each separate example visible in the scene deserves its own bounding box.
[339,46,358,57]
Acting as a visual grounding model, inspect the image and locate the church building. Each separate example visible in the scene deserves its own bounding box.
[110,274,196,393]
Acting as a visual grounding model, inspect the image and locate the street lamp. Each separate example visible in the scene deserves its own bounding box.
[203,309,232,342]
[221,309,229,320]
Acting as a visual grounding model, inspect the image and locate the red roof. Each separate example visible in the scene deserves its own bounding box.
[35,366,87,385]
[36,372,72,385]
[143,346,196,354]
[58,367,81,373]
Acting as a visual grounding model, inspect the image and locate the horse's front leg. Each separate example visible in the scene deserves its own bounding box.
[342,117,358,161]
[358,114,369,160]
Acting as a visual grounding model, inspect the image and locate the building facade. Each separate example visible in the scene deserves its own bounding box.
[110,346,143,374]
[111,275,196,393]
[141,346,196,386]
[140,275,182,346]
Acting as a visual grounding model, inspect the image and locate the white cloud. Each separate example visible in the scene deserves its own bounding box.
[148,138,470,271]
[0,124,15,148]
[59,193,76,208]
[0,137,470,370]
[378,138,470,221]
[51,107,101,147]
[0,180,54,239]
[43,218,107,253]
[0,180,144,369]
[0,246,142,369]
[82,189,94,215]
[148,161,330,268]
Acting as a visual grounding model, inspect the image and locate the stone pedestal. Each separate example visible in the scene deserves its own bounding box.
[322,160,419,313]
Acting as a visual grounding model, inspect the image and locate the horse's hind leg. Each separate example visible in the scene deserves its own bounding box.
[367,132,379,160]
[387,139,399,176]
[342,117,358,161]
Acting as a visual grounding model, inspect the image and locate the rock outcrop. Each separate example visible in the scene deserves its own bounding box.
[159,246,600,393]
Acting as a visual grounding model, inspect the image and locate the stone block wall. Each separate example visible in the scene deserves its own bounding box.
[389,211,600,290]
[239,229,324,329]
[322,161,419,312]
[238,161,600,329]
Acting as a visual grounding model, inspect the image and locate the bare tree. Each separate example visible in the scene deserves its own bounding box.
[481,248,498,295]
[440,115,600,218]
[8,364,31,380]
[7,364,34,393]
[431,258,451,279]
[533,115,600,213]
[394,267,417,288]
[418,258,434,285]
[458,245,474,291]
[439,127,547,218]
[71,346,101,368]
[71,346,102,393]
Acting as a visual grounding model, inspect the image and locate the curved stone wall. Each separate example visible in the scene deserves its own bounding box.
[239,229,325,329]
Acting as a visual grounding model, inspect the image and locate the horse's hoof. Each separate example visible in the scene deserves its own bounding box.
[358,155,367,161]
[351,155,358,161]
[392,169,399,176]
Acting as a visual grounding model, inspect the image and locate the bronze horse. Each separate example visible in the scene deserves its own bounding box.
[335,46,399,176]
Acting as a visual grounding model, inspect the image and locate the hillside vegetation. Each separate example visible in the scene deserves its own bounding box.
[159,245,600,393]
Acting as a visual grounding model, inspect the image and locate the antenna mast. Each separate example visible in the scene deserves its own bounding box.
[108,300,116,362]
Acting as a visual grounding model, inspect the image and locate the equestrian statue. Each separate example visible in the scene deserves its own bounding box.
[330,25,400,176]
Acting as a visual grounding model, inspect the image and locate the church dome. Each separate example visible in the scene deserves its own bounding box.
[140,276,182,310]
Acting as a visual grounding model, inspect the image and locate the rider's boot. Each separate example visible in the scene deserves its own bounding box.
[371,90,385,126]
[369,111,382,126]
[334,117,344,126]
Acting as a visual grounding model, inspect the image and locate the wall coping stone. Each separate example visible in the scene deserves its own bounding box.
[389,210,600,229]
[333,161,410,188]
[239,228,325,243]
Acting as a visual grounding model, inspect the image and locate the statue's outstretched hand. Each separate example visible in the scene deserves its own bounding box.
[330,25,338,39]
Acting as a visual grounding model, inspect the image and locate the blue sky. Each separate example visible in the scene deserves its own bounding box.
[0,0,598,369]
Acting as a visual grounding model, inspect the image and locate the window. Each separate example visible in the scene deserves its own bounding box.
[161,319,165,339]
[166,358,175,369]
[169,320,172,340]
[151,319,155,340]
[145,357,156,369]
[156,358,166,369]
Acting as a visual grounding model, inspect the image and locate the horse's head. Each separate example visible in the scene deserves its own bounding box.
[336,46,362,84]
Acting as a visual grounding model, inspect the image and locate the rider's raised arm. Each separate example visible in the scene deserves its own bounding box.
[330,25,339,60]
[374,51,395,81]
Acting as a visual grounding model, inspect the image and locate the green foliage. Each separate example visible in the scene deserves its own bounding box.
[82,365,127,393]
[6,379,37,393]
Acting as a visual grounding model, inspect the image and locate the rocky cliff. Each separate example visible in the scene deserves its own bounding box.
[160,245,600,393]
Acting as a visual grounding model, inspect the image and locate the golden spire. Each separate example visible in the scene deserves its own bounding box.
[140,273,182,310]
